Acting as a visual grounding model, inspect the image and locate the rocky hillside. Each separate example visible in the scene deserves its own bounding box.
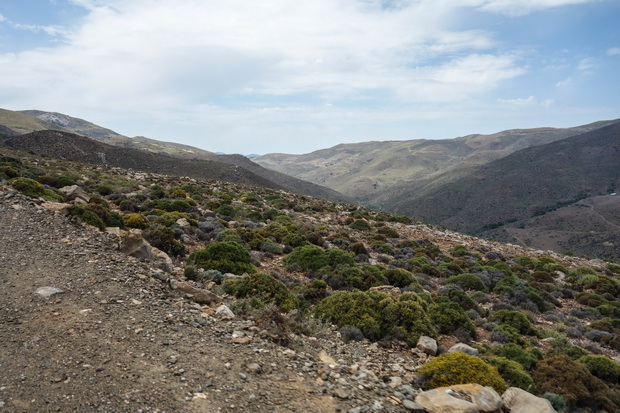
[1,146,620,412]
[255,120,617,203]
[384,121,620,261]
[0,130,348,203]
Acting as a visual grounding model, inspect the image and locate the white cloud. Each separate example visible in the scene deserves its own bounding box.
[497,96,553,107]
[556,77,573,88]
[473,0,596,16]
[0,0,607,153]
[607,47,620,56]
[0,0,527,109]
[577,57,595,71]
[0,13,7,23]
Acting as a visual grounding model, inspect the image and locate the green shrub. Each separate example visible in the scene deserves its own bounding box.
[533,355,618,411]
[315,290,435,345]
[540,393,569,413]
[371,241,394,255]
[384,268,419,289]
[446,273,487,292]
[489,310,533,335]
[123,213,150,229]
[350,219,371,231]
[492,324,527,347]
[482,355,534,390]
[300,279,328,302]
[417,352,508,393]
[318,264,366,290]
[188,241,255,275]
[283,245,327,272]
[105,211,125,228]
[259,240,283,254]
[69,205,105,231]
[215,204,236,217]
[451,245,469,256]
[563,346,589,360]
[97,184,114,196]
[143,224,186,257]
[9,177,63,201]
[215,228,244,244]
[490,343,538,370]
[578,355,620,384]
[374,226,398,238]
[225,272,298,312]
[429,297,476,338]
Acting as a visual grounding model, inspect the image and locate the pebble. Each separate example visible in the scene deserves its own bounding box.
[35,286,65,299]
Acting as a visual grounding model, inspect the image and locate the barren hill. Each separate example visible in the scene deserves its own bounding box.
[1,130,348,202]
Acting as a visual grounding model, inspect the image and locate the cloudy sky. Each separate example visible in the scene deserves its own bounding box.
[0,0,619,154]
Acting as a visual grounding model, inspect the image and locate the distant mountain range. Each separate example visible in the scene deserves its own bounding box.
[256,120,620,260]
[0,109,348,203]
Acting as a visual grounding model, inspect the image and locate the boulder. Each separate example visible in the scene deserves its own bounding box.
[58,185,90,204]
[417,335,438,356]
[215,304,235,318]
[41,202,71,215]
[170,280,222,305]
[448,343,479,356]
[152,247,174,273]
[501,387,557,413]
[416,384,502,413]
[118,229,153,261]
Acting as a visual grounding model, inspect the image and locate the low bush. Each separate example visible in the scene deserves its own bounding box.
[315,290,435,345]
[446,273,487,292]
[9,177,63,201]
[69,205,105,231]
[490,342,538,370]
[224,272,298,312]
[482,355,534,390]
[143,224,186,257]
[489,310,533,335]
[384,268,419,289]
[533,355,618,411]
[417,352,508,393]
[123,213,150,229]
[578,355,620,384]
[429,297,476,338]
[187,241,255,275]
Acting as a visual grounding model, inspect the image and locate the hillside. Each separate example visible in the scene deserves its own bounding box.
[256,120,617,203]
[2,145,620,412]
[383,121,620,259]
[0,108,63,136]
[0,130,348,202]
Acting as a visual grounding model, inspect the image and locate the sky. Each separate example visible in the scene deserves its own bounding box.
[0,0,619,155]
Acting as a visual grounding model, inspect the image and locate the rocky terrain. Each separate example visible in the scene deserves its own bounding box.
[1,147,620,412]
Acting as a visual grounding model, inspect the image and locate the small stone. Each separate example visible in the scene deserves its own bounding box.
[389,376,403,388]
[35,286,64,299]
[232,336,252,344]
[448,343,479,356]
[215,304,235,318]
[318,350,336,365]
[239,373,248,380]
[247,363,262,374]
[402,399,424,412]
[416,336,437,356]
[335,387,351,399]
